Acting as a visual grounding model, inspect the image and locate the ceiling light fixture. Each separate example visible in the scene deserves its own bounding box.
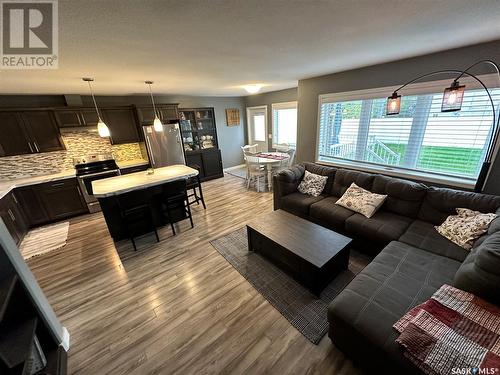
[243,84,262,94]
[145,80,163,132]
[82,78,110,137]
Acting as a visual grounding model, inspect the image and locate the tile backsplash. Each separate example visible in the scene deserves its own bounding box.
[0,129,144,181]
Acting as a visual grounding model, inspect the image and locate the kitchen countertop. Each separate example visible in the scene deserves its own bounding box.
[92,165,198,198]
[0,159,149,200]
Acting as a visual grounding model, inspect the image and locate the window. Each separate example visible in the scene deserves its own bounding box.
[317,77,500,184]
[253,114,266,141]
[272,101,297,149]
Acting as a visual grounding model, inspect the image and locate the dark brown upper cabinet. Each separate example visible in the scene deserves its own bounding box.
[0,110,64,156]
[0,112,32,156]
[101,106,140,144]
[21,110,65,152]
[55,108,99,128]
[136,104,179,125]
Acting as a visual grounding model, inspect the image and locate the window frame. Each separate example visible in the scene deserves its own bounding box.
[315,74,499,189]
[272,101,298,149]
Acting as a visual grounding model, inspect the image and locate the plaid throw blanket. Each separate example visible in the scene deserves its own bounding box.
[394,284,500,375]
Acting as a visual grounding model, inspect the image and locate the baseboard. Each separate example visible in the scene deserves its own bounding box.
[224,164,245,171]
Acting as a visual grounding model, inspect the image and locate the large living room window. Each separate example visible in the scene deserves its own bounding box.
[316,76,500,184]
[272,101,297,149]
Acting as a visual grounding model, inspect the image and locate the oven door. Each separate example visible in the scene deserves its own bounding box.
[78,170,121,204]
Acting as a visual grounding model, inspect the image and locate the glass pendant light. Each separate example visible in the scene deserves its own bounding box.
[82,78,110,137]
[145,81,163,132]
[386,92,401,115]
[441,81,466,112]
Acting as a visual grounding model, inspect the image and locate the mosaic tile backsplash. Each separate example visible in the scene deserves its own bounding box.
[0,129,144,181]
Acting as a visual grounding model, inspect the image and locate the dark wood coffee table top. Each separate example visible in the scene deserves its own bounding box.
[246,209,352,268]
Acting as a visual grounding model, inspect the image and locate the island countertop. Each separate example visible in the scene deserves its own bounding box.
[92,165,198,198]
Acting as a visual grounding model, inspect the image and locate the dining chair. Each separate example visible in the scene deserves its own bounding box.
[286,148,296,167]
[161,179,194,235]
[245,155,266,192]
[274,143,290,152]
[241,144,259,154]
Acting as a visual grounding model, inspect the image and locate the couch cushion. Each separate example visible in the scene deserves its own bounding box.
[297,170,328,197]
[345,211,413,244]
[399,220,469,262]
[371,175,427,218]
[331,168,375,197]
[328,241,462,373]
[309,196,355,231]
[454,231,500,305]
[304,162,337,194]
[417,187,500,225]
[280,192,326,216]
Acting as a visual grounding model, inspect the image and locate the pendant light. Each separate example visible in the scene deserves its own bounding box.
[145,81,163,132]
[82,78,110,137]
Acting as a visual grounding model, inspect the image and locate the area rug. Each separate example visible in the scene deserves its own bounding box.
[20,221,70,260]
[210,227,370,344]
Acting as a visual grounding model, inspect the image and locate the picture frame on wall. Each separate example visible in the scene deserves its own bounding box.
[225,108,240,127]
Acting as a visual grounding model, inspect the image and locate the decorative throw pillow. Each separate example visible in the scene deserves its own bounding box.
[435,208,498,250]
[297,170,328,197]
[335,183,387,218]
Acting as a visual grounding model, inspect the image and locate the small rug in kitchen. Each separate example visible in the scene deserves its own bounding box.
[20,221,70,260]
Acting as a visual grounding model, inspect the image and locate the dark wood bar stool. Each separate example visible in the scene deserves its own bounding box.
[117,193,160,251]
[187,165,206,209]
[161,179,194,235]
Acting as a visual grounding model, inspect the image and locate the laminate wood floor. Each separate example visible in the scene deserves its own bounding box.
[27,174,361,375]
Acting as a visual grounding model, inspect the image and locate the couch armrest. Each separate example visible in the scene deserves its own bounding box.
[273,164,305,210]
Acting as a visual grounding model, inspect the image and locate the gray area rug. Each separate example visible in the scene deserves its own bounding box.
[210,227,370,344]
[224,166,247,179]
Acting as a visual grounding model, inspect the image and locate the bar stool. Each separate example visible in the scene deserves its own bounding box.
[118,194,160,251]
[161,179,194,235]
[186,164,206,209]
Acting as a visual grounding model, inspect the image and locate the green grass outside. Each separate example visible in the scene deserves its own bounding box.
[382,143,482,176]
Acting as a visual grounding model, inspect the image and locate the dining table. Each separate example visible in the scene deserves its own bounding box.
[253,152,290,191]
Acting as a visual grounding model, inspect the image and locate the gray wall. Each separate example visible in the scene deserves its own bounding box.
[244,87,298,150]
[296,40,500,194]
[80,95,246,168]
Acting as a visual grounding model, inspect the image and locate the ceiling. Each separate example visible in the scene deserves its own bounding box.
[1,0,500,96]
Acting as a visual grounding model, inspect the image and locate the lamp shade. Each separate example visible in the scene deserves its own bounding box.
[153,116,163,132]
[97,119,110,137]
[386,92,401,115]
[441,82,465,112]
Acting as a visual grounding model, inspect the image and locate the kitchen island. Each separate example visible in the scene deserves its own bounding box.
[92,165,198,241]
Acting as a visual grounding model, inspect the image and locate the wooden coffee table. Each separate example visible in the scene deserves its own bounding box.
[246,209,352,296]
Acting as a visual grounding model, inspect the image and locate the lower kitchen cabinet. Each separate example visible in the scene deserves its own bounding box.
[0,192,28,245]
[185,149,223,182]
[15,178,88,228]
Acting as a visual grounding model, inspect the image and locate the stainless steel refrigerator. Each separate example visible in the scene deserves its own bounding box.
[143,123,186,168]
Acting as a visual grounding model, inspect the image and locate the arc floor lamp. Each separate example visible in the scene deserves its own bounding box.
[385,59,500,192]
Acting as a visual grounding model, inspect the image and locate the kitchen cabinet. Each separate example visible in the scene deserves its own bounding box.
[0,110,64,156]
[0,112,31,156]
[136,104,179,125]
[101,106,140,144]
[180,108,223,181]
[185,149,223,182]
[15,178,87,227]
[55,108,99,128]
[38,179,88,220]
[0,192,28,246]
[21,110,65,152]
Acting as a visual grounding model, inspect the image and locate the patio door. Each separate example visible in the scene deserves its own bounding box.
[246,106,268,152]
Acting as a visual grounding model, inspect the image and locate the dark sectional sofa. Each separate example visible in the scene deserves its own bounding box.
[273,162,500,374]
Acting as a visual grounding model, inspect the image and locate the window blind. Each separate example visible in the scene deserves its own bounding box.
[317,86,500,181]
